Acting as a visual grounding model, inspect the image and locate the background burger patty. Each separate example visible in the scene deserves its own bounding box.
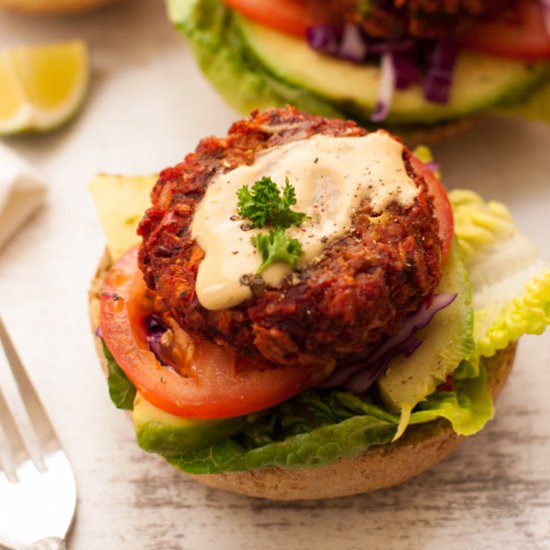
[138,107,443,369]
[310,0,517,39]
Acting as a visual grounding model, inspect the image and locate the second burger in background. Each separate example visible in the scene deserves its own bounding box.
[168,0,550,138]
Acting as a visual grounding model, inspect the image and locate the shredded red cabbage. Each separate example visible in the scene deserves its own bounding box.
[370,40,415,55]
[318,293,457,394]
[305,25,339,55]
[392,47,421,90]
[425,160,440,173]
[144,313,168,361]
[423,39,459,104]
[341,336,422,394]
[370,52,395,122]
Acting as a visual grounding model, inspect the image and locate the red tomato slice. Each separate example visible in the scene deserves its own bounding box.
[410,155,454,262]
[222,0,320,37]
[100,247,326,419]
[461,0,550,60]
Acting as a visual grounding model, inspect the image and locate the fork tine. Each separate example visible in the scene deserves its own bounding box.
[0,317,60,461]
[0,384,30,482]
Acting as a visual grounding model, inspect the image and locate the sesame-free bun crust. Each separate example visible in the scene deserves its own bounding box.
[90,249,516,500]
[0,0,118,14]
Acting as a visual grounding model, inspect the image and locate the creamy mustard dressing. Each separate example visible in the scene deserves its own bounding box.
[191,132,418,310]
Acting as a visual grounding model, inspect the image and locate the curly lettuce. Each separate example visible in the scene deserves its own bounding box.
[450,189,550,359]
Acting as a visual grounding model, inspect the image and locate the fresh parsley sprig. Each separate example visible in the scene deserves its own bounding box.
[251,228,304,274]
[237,176,307,273]
[237,176,307,229]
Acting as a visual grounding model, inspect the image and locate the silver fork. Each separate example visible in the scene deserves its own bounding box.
[0,317,76,550]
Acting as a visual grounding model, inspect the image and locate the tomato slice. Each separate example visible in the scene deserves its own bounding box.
[222,0,320,37]
[461,0,550,60]
[410,155,454,262]
[100,248,326,419]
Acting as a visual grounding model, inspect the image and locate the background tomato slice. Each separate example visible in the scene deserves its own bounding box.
[410,155,454,262]
[461,0,550,60]
[225,0,550,61]
[222,0,320,37]
[100,248,326,419]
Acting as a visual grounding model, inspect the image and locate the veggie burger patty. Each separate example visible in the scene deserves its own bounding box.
[138,107,443,370]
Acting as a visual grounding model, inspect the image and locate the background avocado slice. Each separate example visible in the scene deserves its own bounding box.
[133,393,251,455]
[237,16,550,125]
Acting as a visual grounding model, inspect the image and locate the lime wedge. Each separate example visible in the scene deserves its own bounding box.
[0,40,89,135]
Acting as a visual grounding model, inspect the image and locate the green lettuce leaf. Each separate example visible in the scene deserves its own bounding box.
[166,390,399,473]
[409,362,493,436]
[450,189,550,359]
[103,340,136,410]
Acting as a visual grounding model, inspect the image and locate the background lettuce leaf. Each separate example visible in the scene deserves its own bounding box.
[450,189,550,359]
[166,0,343,118]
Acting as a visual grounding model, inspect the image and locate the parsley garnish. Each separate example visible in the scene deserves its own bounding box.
[237,176,307,229]
[237,176,307,273]
[251,228,304,274]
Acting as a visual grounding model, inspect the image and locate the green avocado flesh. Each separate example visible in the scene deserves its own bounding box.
[167,0,550,127]
[236,16,550,125]
[133,394,250,455]
[377,240,474,436]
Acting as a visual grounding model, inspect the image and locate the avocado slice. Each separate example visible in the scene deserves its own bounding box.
[377,240,474,438]
[133,393,250,455]
[236,15,550,126]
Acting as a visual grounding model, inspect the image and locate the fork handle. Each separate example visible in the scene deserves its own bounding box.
[29,537,66,550]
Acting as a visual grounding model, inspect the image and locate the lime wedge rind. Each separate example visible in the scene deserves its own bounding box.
[0,40,89,136]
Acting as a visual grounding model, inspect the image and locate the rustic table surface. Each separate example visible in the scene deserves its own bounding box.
[0,1,549,549]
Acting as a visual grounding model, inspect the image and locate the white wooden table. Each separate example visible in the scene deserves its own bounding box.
[0,2,549,548]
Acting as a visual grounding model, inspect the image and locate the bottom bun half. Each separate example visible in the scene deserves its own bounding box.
[90,250,517,501]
